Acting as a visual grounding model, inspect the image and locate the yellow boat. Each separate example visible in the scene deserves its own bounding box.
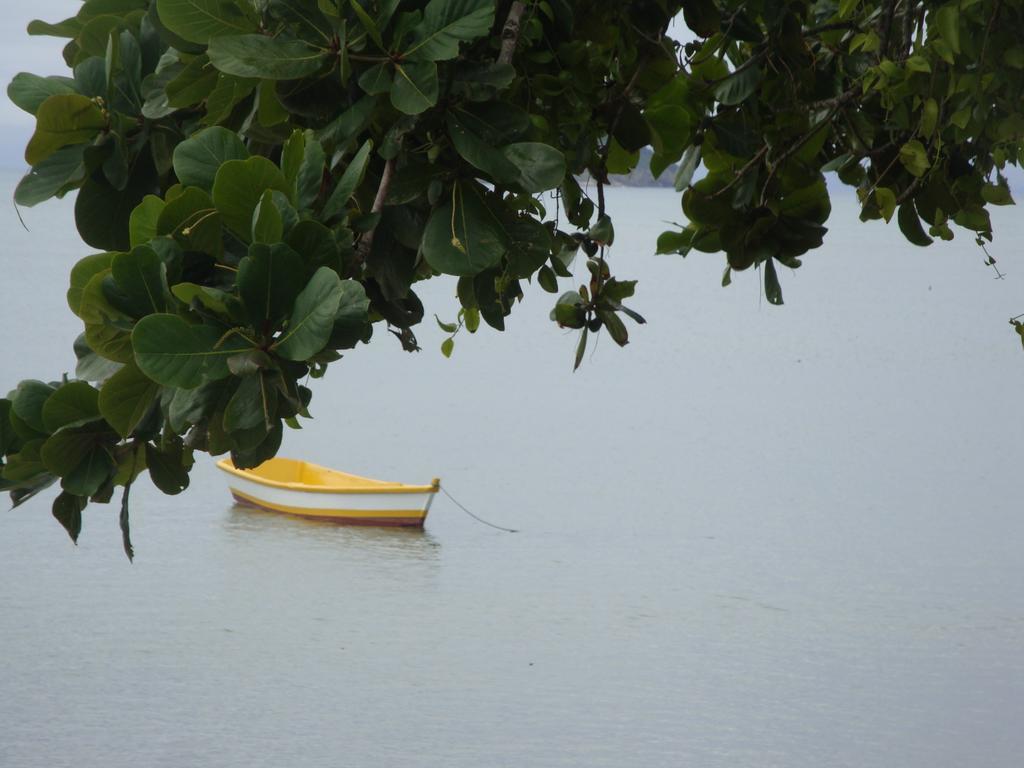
[216,457,440,527]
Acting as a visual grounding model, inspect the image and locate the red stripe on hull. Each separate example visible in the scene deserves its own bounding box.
[231,493,426,528]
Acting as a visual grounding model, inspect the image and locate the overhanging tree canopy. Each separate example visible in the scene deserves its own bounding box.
[2,0,1022,557]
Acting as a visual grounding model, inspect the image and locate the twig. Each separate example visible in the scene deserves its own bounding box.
[979,0,1001,72]
[352,157,396,265]
[711,144,769,199]
[498,2,527,66]
[877,0,897,58]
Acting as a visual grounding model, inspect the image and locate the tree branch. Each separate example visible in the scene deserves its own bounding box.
[353,157,396,265]
[498,2,527,66]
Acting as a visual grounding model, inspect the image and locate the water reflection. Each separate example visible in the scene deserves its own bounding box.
[221,502,442,561]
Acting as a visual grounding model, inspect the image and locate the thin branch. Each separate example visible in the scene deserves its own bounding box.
[498,2,527,66]
[979,0,1002,73]
[353,157,396,265]
[711,145,769,199]
[877,0,898,58]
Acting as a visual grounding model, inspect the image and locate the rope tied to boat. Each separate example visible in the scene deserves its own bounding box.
[439,485,518,533]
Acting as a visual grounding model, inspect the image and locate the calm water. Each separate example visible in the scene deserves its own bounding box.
[1,172,1022,767]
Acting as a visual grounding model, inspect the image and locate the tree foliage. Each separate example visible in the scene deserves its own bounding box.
[3,0,1023,556]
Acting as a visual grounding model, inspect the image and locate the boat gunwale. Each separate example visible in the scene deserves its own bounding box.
[216,458,439,495]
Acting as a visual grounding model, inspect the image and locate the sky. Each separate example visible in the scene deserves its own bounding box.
[0,1,81,168]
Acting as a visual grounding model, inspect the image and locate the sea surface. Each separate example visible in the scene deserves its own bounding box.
[1,171,1022,767]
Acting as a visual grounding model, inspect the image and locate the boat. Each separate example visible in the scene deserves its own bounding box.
[216,457,440,527]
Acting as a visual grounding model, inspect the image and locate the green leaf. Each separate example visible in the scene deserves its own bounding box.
[224,374,269,431]
[897,202,933,247]
[328,280,371,349]
[713,64,762,106]
[320,139,373,221]
[501,143,566,193]
[68,253,115,317]
[295,132,326,210]
[674,145,702,191]
[12,380,57,435]
[934,3,960,55]
[920,98,938,140]
[391,61,438,114]
[155,0,257,44]
[52,492,86,544]
[109,246,168,317]
[981,182,1014,206]
[129,195,166,248]
[447,115,518,183]
[40,424,116,497]
[98,361,160,437]
[132,314,251,389]
[172,126,250,191]
[441,337,454,357]
[14,145,87,207]
[405,0,495,62]
[898,140,930,177]
[42,381,101,433]
[212,156,291,240]
[7,73,78,115]
[349,0,385,49]
[251,189,284,243]
[208,34,328,79]
[682,0,720,37]
[573,326,588,371]
[272,267,345,360]
[157,186,223,256]
[763,257,783,305]
[146,440,191,494]
[237,242,306,328]
[25,94,106,166]
[166,54,219,107]
[422,181,508,276]
[875,187,897,222]
[357,62,393,95]
[75,158,159,251]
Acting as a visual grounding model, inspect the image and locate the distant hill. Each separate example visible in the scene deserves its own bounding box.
[608,147,677,188]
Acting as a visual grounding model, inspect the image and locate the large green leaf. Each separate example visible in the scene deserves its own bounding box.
[109,246,169,318]
[145,440,191,495]
[422,181,508,276]
[41,381,101,433]
[165,54,219,107]
[52,492,86,544]
[208,34,328,79]
[129,195,166,248]
[158,186,222,256]
[404,0,495,61]
[12,381,57,435]
[272,267,344,360]
[212,157,291,240]
[132,314,251,389]
[7,73,78,115]
[25,94,106,166]
[68,253,116,317]
[75,158,159,251]
[501,142,566,193]
[155,0,257,44]
[328,280,371,349]
[713,64,762,106]
[14,145,87,207]
[447,115,518,184]
[237,242,306,328]
[172,126,250,191]
[98,361,160,437]
[40,423,117,496]
[223,374,269,431]
[391,61,438,114]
